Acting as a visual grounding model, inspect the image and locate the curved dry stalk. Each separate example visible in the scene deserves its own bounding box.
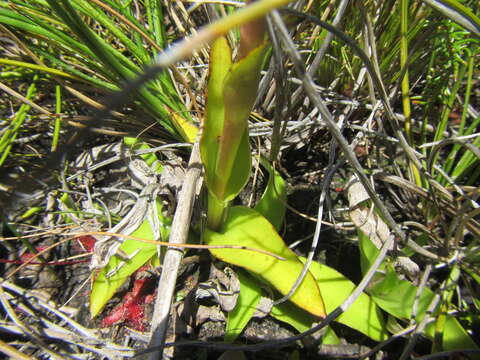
[374,173,480,238]
[411,265,433,322]
[274,13,388,303]
[279,8,433,186]
[359,326,415,359]
[284,201,353,228]
[398,287,441,360]
[75,231,286,260]
[273,158,343,306]
[308,0,350,75]
[265,15,287,161]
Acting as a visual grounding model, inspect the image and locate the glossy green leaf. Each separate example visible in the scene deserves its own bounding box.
[90,201,171,317]
[204,206,325,317]
[322,327,342,345]
[271,257,386,341]
[200,36,232,205]
[225,270,262,342]
[358,229,380,276]
[201,38,267,205]
[271,300,314,333]
[226,267,338,344]
[369,266,479,352]
[215,42,266,201]
[439,316,480,354]
[369,266,433,320]
[302,258,388,341]
[255,158,286,231]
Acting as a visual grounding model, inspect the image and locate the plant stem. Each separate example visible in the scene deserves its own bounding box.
[207,193,226,231]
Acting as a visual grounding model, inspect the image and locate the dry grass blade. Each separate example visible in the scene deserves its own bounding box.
[0,338,34,360]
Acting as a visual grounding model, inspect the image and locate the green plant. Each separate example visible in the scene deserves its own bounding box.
[1,1,479,358]
[199,4,393,343]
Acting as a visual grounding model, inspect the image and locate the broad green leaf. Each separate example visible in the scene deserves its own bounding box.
[302,258,388,341]
[369,269,450,350]
[358,229,380,276]
[225,270,262,342]
[271,300,314,333]
[90,201,171,317]
[204,206,325,317]
[368,266,433,320]
[201,37,267,206]
[255,158,286,231]
[215,42,266,201]
[200,36,232,204]
[227,267,338,343]
[356,217,477,350]
[369,266,479,352]
[322,327,341,345]
[439,316,480,353]
[271,257,385,341]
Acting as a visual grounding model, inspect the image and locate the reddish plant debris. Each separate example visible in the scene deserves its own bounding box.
[101,267,156,332]
[20,246,48,263]
[0,245,89,265]
[75,235,97,252]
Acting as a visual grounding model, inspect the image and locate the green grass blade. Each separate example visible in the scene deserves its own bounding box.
[51,85,61,151]
[0,77,37,166]
[146,0,167,48]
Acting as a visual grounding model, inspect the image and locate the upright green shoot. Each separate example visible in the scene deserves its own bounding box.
[51,85,62,152]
